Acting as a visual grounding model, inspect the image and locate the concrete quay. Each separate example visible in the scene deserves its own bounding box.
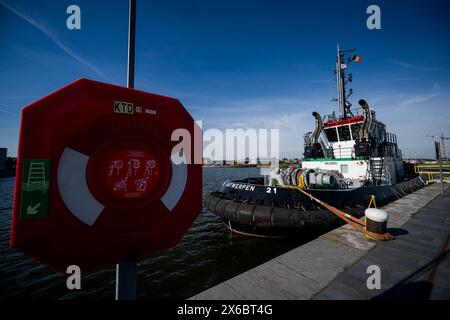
[191,183,449,300]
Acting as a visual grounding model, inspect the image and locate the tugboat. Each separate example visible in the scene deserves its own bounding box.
[207,45,424,237]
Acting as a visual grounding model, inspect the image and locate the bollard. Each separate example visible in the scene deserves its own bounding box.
[364,208,389,239]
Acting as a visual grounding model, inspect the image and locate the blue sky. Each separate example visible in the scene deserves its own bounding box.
[1,0,449,158]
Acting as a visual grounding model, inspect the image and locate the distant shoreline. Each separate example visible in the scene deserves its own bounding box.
[203,164,293,169]
[203,164,267,168]
[0,169,15,178]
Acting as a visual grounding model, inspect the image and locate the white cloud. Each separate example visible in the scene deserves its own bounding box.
[197,87,450,159]
[365,90,450,158]
[387,59,443,72]
[398,94,437,108]
[195,95,320,159]
[0,0,106,78]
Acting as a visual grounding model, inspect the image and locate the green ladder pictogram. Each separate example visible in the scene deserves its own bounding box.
[20,159,50,220]
[24,161,49,193]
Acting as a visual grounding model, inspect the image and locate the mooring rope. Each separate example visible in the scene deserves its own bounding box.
[278,184,391,240]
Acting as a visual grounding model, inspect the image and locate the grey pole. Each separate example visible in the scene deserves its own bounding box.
[440,133,449,161]
[116,260,137,300]
[437,140,445,196]
[116,0,137,300]
[434,140,445,196]
[127,0,136,89]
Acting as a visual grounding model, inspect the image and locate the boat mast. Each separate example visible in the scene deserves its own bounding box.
[335,44,353,119]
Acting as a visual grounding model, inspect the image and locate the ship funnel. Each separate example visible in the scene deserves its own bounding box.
[359,99,369,109]
[358,99,372,141]
[311,112,323,144]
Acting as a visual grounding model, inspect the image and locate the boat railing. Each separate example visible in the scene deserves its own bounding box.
[385,132,397,145]
[380,144,400,158]
[348,106,363,117]
[324,106,366,122]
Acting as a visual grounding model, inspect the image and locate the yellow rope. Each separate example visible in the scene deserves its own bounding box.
[368,195,377,208]
[277,184,390,241]
[297,174,305,189]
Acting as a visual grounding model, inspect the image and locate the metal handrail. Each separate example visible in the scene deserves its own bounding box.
[414,164,450,173]
[419,172,450,183]
[415,164,450,184]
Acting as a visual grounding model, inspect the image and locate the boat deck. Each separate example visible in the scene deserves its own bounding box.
[191,183,450,300]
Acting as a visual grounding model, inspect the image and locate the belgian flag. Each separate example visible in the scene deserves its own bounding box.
[352,54,362,62]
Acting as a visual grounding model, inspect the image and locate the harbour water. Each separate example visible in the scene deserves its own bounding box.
[0,167,311,299]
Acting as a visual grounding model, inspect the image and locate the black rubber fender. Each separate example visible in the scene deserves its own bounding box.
[223,201,240,221]
[307,208,335,227]
[290,209,308,227]
[236,203,256,226]
[271,207,291,227]
[206,194,221,213]
[214,198,228,219]
[253,205,273,228]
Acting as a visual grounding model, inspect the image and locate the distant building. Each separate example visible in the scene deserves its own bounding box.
[0,148,7,169]
[223,160,235,165]
[258,158,271,165]
[203,157,213,165]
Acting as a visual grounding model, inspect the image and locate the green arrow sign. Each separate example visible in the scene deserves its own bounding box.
[20,159,50,220]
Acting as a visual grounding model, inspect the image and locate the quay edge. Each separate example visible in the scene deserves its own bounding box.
[191,183,450,300]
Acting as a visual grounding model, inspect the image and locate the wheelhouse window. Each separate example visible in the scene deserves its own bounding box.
[324,128,338,142]
[338,125,351,141]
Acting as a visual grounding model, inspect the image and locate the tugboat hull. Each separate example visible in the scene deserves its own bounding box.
[207,177,424,237]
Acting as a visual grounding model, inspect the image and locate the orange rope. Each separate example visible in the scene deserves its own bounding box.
[279,184,391,241]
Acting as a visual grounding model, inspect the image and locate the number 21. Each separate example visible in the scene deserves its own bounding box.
[266,187,277,194]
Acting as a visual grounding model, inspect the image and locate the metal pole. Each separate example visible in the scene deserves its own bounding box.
[440,133,450,161]
[438,156,444,196]
[116,0,137,300]
[127,0,136,89]
[438,147,445,196]
[336,44,345,118]
[116,260,137,300]
[435,141,445,196]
